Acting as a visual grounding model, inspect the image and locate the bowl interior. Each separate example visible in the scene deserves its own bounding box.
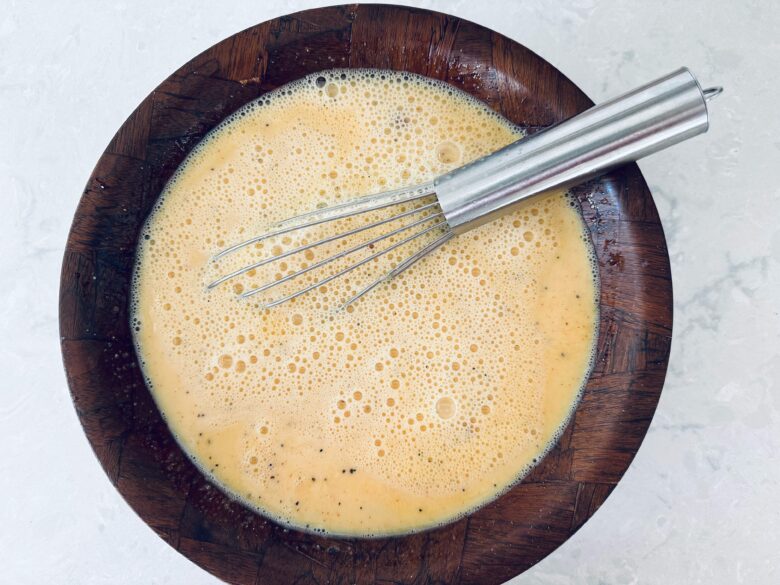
[59,5,671,584]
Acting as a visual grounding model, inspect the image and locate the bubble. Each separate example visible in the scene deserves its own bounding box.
[436,397,456,419]
[435,141,461,164]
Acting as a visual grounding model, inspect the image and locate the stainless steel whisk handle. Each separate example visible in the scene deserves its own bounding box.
[436,67,723,234]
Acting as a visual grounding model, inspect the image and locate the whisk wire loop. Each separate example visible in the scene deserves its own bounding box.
[208,182,448,308]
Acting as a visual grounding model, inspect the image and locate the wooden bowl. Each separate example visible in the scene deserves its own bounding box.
[59,5,671,583]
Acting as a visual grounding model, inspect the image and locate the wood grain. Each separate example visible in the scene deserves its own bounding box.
[59,4,672,584]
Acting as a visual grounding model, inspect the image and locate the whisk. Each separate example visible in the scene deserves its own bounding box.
[208,67,721,308]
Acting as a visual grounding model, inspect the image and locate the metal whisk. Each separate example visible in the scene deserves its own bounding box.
[208,67,722,308]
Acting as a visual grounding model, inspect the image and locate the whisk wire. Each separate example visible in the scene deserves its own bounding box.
[261,219,451,309]
[213,183,435,261]
[341,230,454,308]
[273,182,435,229]
[240,211,445,299]
[207,200,439,290]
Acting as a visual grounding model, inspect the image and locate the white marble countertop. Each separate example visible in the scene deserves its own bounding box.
[2,1,778,583]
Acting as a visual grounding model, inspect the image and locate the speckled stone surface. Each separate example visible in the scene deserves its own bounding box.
[1,1,778,583]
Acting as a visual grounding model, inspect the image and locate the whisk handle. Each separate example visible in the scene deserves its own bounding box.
[436,67,721,233]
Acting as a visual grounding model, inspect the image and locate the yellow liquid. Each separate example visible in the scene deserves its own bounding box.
[132,70,598,536]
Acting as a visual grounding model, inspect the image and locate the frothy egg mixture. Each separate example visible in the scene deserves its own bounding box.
[131,69,598,536]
